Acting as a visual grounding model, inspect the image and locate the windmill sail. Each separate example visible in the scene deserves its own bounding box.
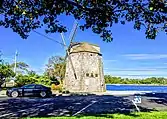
[60,20,79,80]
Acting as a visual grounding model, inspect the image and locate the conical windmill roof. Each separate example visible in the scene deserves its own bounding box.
[70,42,101,54]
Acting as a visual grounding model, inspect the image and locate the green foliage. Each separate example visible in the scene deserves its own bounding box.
[10,62,29,73]
[15,72,51,87]
[15,74,37,87]
[25,111,167,119]
[45,56,66,82]
[10,62,29,70]
[105,75,167,85]
[0,0,166,41]
[0,60,15,87]
[27,70,37,77]
[51,84,62,91]
[13,55,66,87]
[0,59,52,87]
[36,75,51,86]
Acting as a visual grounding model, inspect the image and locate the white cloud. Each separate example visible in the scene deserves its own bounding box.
[105,68,157,71]
[103,54,167,78]
[104,67,167,71]
[123,54,167,60]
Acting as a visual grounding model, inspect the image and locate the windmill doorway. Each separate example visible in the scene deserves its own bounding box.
[84,78,98,92]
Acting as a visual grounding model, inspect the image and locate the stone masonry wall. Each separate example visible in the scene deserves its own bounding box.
[64,52,105,92]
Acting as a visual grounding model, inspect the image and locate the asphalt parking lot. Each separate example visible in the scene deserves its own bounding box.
[0,95,134,119]
[0,92,167,119]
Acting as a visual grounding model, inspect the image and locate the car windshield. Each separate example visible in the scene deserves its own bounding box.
[22,84,35,89]
[36,85,43,89]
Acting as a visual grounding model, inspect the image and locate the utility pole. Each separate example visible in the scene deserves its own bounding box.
[14,50,18,74]
[0,50,2,62]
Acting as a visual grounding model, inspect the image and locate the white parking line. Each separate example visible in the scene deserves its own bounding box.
[0,103,8,106]
[0,107,5,110]
[0,113,15,118]
[72,101,97,116]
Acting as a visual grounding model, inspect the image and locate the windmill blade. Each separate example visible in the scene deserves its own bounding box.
[60,33,68,60]
[67,20,79,80]
[64,49,69,63]
[69,20,77,42]
[69,20,78,43]
[66,50,77,79]
[60,33,67,48]
[60,32,77,80]
[63,49,77,79]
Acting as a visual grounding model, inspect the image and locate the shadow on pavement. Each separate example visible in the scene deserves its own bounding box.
[141,93,167,107]
[0,94,155,119]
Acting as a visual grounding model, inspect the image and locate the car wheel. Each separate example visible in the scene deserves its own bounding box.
[11,91,19,98]
[40,91,46,97]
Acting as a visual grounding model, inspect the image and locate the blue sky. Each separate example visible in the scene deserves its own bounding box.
[0,15,167,79]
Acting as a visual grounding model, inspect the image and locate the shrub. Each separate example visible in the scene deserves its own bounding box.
[51,83,62,92]
[15,74,37,87]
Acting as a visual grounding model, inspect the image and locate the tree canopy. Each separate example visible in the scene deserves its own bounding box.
[10,62,29,73]
[0,0,166,42]
[0,60,15,87]
[45,56,66,81]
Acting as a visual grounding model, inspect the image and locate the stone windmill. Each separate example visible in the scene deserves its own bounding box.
[60,21,105,92]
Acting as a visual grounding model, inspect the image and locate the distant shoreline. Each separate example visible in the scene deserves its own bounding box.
[106,84,167,86]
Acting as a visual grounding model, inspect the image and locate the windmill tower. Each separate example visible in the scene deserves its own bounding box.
[60,21,105,92]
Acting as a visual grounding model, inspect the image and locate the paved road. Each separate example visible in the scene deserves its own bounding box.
[0,93,167,119]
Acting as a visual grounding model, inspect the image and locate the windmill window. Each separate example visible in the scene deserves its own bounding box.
[90,54,93,56]
[95,74,98,77]
[86,73,89,77]
[91,73,94,77]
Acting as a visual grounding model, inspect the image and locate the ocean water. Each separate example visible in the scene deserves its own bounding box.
[106,84,167,93]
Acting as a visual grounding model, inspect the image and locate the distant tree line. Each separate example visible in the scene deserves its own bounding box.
[105,75,167,85]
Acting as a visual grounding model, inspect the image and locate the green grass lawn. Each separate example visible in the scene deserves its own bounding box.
[25,111,167,119]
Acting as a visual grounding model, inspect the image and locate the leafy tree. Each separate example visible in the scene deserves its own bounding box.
[15,74,37,87]
[27,70,36,76]
[36,75,51,86]
[0,0,166,41]
[0,60,15,87]
[10,62,29,74]
[15,71,51,87]
[45,56,66,83]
